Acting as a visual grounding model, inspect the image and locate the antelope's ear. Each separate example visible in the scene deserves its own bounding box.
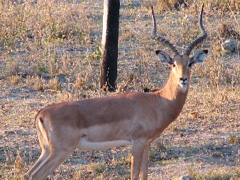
[189,50,208,67]
[156,50,174,65]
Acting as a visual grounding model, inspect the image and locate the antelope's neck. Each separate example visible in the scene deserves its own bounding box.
[155,71,189,121]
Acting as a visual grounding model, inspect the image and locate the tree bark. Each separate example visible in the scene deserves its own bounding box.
[100,0,120,91]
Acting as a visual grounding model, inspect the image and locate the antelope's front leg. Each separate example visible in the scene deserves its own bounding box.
[131,139,147,180]
[140,143,150,180]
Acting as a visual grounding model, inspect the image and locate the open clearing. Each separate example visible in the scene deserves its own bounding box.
[0,0,239,179]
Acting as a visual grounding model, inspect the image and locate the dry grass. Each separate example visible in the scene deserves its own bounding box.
[0,0,240,179]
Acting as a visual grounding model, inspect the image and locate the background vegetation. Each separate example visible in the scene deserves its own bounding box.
[0,0,239,179]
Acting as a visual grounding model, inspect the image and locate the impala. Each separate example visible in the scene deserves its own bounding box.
[26,4,208,180]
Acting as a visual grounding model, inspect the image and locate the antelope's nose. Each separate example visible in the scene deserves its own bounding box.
[180,77,188,85]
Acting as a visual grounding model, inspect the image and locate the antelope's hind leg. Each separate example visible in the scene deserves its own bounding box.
[25,149,49,179]
[25,126,50,179]
[30,149,74,180]
[27,134,79,179]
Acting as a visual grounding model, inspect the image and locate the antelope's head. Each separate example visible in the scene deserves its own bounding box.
[151,4,208,91]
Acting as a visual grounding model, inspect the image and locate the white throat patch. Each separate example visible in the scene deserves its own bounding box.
[178,83,188,92]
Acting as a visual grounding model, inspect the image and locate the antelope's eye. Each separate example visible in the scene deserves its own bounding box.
[172,63,176,67]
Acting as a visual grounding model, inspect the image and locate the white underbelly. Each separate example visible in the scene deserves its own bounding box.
[78,137,133,151]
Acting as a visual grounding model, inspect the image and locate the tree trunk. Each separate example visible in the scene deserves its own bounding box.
[100,0,120,91]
